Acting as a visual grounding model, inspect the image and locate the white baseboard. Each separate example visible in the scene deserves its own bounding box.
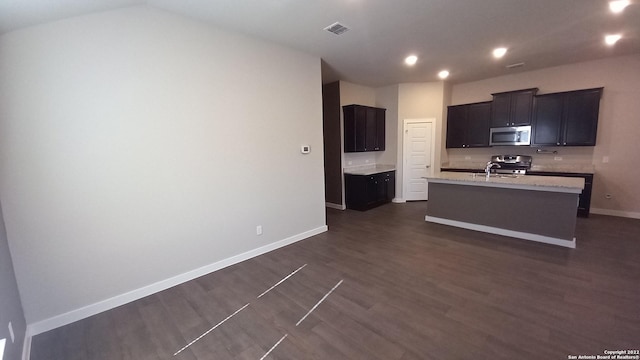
[325,202,345,210]
[590,208,640,219]
[392,198,405,203]
[22,335,31,360]
[25,225,328,338]
[425,215,576,248]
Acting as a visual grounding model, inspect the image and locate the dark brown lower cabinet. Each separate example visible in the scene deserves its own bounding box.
[345,171,395,211]
[526,171,593,217]
[441,169,593,218]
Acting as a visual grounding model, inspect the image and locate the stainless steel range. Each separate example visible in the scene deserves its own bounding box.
[489,155,532,175]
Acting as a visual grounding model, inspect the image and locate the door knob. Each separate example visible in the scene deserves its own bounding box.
[426,165,431,168]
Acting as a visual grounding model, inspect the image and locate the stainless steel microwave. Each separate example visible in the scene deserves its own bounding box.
[489,125,531,146]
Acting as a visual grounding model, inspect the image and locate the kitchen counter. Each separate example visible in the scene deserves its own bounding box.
[441,162,595,174]
[427,172,584,194]
[343,164,396,176]
[425,172,583,248]
[529,164,595,174]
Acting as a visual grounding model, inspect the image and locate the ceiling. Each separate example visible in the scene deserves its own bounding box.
[1,0,639,86]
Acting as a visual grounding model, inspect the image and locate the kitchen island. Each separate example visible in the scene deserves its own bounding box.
[425,172,584,248]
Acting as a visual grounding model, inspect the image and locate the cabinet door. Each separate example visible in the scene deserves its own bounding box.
[385,171,396,201]
[345,174,366,210]
[532,94,564,146]
[490,93,511,127]
[446,105,468,148]
[375,173,387,203]
[354,106,367,151]
[466,102,491,147]
[344,105,368,152]
[366,175,380,206]
[563,88,602,146]
[364,107,377,151]
[578,174,593,217]
[491,89,536,127]
[375,108,386,151]
[510,90,535,126]
[343,106,357,152]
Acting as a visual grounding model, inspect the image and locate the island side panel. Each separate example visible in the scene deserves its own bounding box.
[426,182,578,241]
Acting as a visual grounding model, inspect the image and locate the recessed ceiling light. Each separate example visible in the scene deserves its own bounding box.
[438,70,450,79]
[404,55,418,66]
[609,0,631,13]
[605,34,622,45]
[493,47,508,58]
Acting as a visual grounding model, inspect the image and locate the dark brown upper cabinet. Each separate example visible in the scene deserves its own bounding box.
[532,88,603,146]
[446,101,491,148]
[343,104,385,152]
[490,88,538,127]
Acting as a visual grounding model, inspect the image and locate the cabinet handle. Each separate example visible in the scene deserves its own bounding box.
[556,142,560,145]
[426,165,431,168]
[563,142,567,145]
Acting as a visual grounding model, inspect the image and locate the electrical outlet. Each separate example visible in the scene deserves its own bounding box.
[8,322,14,343]
[554,156,563,161]
[602,156,610,163]
[256,225,263,235]
[464,156,472,160]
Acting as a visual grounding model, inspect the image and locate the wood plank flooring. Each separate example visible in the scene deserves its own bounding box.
[30,202,640,359]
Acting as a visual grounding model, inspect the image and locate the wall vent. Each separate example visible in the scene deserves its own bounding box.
[324,22,350,35]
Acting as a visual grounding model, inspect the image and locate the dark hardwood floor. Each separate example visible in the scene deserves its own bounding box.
[30,202,640,359]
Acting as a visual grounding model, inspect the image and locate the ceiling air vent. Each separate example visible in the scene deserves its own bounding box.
[324,22,350,35]
[506,62,525,69]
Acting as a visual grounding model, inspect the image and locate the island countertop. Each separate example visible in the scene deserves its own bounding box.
[426,172,584,194]
[344,164,396,176]
[440,162,595,174]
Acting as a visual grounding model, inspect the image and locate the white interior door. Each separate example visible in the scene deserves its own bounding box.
[403,120,434,201]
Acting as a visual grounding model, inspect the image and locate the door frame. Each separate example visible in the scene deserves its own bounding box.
[402,118,436,201]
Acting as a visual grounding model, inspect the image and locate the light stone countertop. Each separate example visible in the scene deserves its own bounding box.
[343,164,396,176]
[426,172,585,194]
[441,162,595,174]
[529,164,595,174]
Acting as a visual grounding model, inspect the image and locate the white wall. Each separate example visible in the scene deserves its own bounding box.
[0,201,26,360]
[448,55,640,216]
[396,82,447,200]
[0,6,326,332]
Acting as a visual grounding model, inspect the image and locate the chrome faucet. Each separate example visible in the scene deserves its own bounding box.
[485,161,501,178]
